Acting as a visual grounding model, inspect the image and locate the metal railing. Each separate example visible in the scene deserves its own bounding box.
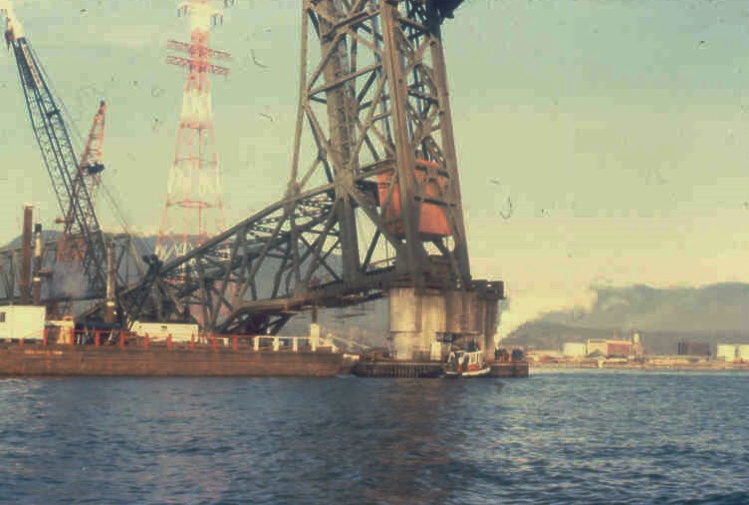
[7,329,332,354]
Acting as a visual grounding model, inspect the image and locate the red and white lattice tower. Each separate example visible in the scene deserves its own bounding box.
[155,0,233,263]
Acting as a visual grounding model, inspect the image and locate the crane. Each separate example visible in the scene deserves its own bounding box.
[2,1,108,298]
[57,100,107,265]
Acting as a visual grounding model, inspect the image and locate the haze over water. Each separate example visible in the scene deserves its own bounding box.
[1,373,747,504]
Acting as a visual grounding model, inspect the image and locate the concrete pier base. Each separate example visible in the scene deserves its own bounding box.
[387,281,504,362]
[389,287,446,361]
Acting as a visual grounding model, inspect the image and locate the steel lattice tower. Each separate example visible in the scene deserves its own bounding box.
[155,0,232,263]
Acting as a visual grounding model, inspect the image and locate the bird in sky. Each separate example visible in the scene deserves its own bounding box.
[499,197,513,220]
[250,49,269,69]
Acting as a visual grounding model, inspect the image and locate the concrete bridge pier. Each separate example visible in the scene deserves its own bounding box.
[388,281,504,362]
[389,287,446,361]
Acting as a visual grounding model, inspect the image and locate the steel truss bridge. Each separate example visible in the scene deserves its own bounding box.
[1,0,502,337]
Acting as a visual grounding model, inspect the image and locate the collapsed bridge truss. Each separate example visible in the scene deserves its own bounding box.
[3,0,495,337]
[110,0,481,334]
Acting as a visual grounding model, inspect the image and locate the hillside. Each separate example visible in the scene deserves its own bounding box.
[503,283,749,354]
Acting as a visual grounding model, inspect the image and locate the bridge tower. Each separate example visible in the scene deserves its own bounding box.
[289,0,503,359]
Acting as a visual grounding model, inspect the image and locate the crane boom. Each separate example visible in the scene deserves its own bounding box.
[58,100,107,264]
[3,1,107,294]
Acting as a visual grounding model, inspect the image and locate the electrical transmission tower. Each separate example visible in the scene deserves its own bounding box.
[155,0,232,263]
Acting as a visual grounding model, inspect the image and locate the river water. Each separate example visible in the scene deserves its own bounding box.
[1,371,747,504]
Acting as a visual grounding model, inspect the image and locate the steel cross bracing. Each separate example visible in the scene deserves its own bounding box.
[8,35,108,297]
[105,0,472,335]
[0,241,55,303]
[0,234,140,306]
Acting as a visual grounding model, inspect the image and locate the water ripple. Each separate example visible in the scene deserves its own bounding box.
[1,373,748,504]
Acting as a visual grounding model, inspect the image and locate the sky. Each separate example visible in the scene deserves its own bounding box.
[0,0,747,334]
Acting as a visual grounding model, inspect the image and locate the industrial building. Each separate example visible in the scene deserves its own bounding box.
[677,341,711,357]
[586,339,633,358]
[562,342,586,358]
[716,344,749,362]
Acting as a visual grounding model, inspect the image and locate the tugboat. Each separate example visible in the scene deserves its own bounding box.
[444,345,491,378]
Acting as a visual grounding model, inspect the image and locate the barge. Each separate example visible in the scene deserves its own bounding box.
[0,307,529,379]
[0,308,346,378]
[351,335,529,378]
[0,343,344,378]
[351,358,529,378]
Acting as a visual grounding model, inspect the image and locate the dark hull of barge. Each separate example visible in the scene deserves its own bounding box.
[351,360,529,378]
[0,345,343,378]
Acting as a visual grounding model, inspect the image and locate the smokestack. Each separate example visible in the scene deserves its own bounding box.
[32,223,42,305]
[20,205,33,304]
[105,239,115,323]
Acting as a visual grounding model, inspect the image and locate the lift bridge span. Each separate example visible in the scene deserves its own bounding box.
[4,0,504,361]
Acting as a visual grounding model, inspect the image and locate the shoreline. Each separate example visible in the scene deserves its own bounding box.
[531,360,749,373]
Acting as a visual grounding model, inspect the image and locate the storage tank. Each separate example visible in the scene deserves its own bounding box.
[377,159,452,238]
[563,342,586,358]
[716,344,737,361]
